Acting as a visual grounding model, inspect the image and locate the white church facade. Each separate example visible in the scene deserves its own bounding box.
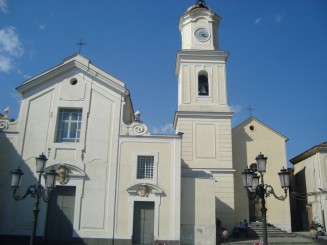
[0,2,291,245]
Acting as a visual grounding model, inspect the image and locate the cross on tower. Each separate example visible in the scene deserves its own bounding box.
[75,39,87,54]
[196,0,206,6]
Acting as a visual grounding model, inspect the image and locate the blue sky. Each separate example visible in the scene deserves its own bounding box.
[0,0,326,164]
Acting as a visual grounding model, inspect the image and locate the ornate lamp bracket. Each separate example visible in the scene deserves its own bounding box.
[265,184,288,201]
[12,183,52,202]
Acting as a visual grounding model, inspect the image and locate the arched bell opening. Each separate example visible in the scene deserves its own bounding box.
[198,71,209,96]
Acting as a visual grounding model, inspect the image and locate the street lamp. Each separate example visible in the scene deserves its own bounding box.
[10,153,57,245]
[241,153,290,245]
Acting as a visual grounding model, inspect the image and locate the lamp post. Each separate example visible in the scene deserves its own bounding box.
[241,153,290,245]
[10,153,57,245]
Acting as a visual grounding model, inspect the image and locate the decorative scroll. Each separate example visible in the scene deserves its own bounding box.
[132,122,148,136]
[0,121,9,132]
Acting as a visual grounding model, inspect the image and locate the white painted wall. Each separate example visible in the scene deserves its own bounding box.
[117,136,181,242]
[293,151,327,229]
[181,177,216,245]
[0,55,130,240]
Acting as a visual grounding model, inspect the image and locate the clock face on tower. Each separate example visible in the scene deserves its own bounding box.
[194,28,210,42]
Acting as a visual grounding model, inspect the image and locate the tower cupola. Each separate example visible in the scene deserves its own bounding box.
[179,0,221,50]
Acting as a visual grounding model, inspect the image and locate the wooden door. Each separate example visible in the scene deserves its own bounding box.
[133,202,154,245]
[249,199,262,222]
[45,186,76,241]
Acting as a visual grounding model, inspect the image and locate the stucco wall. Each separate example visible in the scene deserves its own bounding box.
[233,118,291,232]
[181,177,216,245]
[213,172,235,229]
[0,57,126,240]
[293,152,327,229]
[176,117,232,169]
[116,137,181,242]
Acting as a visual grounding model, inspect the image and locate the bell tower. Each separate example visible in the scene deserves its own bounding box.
[175,0,235,235]
[176,1,231,113]
[174,0,233,166]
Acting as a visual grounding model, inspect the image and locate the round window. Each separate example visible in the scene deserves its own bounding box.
[70,78,78,85]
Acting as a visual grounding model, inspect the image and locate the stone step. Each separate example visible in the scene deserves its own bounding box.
[244,222,296,238]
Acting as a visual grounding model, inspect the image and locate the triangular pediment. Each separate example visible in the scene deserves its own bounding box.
[233,116,288,142]
[16,53,128,97]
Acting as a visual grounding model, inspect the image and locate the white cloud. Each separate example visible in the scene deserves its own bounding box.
[0,27,24,56]
[0,26,24,72]
[0,55,11,72]
[274,14,283,24]
[0,0,8,13]
[230,104,242,114]
[255,17,262,24]
[39,24,47,30]
[151,123,174,135]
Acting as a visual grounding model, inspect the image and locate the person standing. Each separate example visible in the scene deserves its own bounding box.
[244,219,249,238]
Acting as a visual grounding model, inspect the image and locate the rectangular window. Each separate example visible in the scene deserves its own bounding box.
[137,156,154,179]
[56,109,82,143]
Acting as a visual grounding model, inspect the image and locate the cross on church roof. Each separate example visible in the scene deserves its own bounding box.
[247,105,254,117]
[196,0,206,6]
[75,39,87,54]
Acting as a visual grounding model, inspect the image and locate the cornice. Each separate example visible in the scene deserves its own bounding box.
[16,55,127,97]
[175,50,229,75]
[179,6,220,31]
[174,110,234,128]
[120,134,181,142]
[16,60,76,93]
[181,168,235,178]
[290,142,327,164]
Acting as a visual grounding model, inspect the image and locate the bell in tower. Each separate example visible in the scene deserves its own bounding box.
[198,74,209,96]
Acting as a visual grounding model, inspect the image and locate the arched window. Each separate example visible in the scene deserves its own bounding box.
[198,72,209,96]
